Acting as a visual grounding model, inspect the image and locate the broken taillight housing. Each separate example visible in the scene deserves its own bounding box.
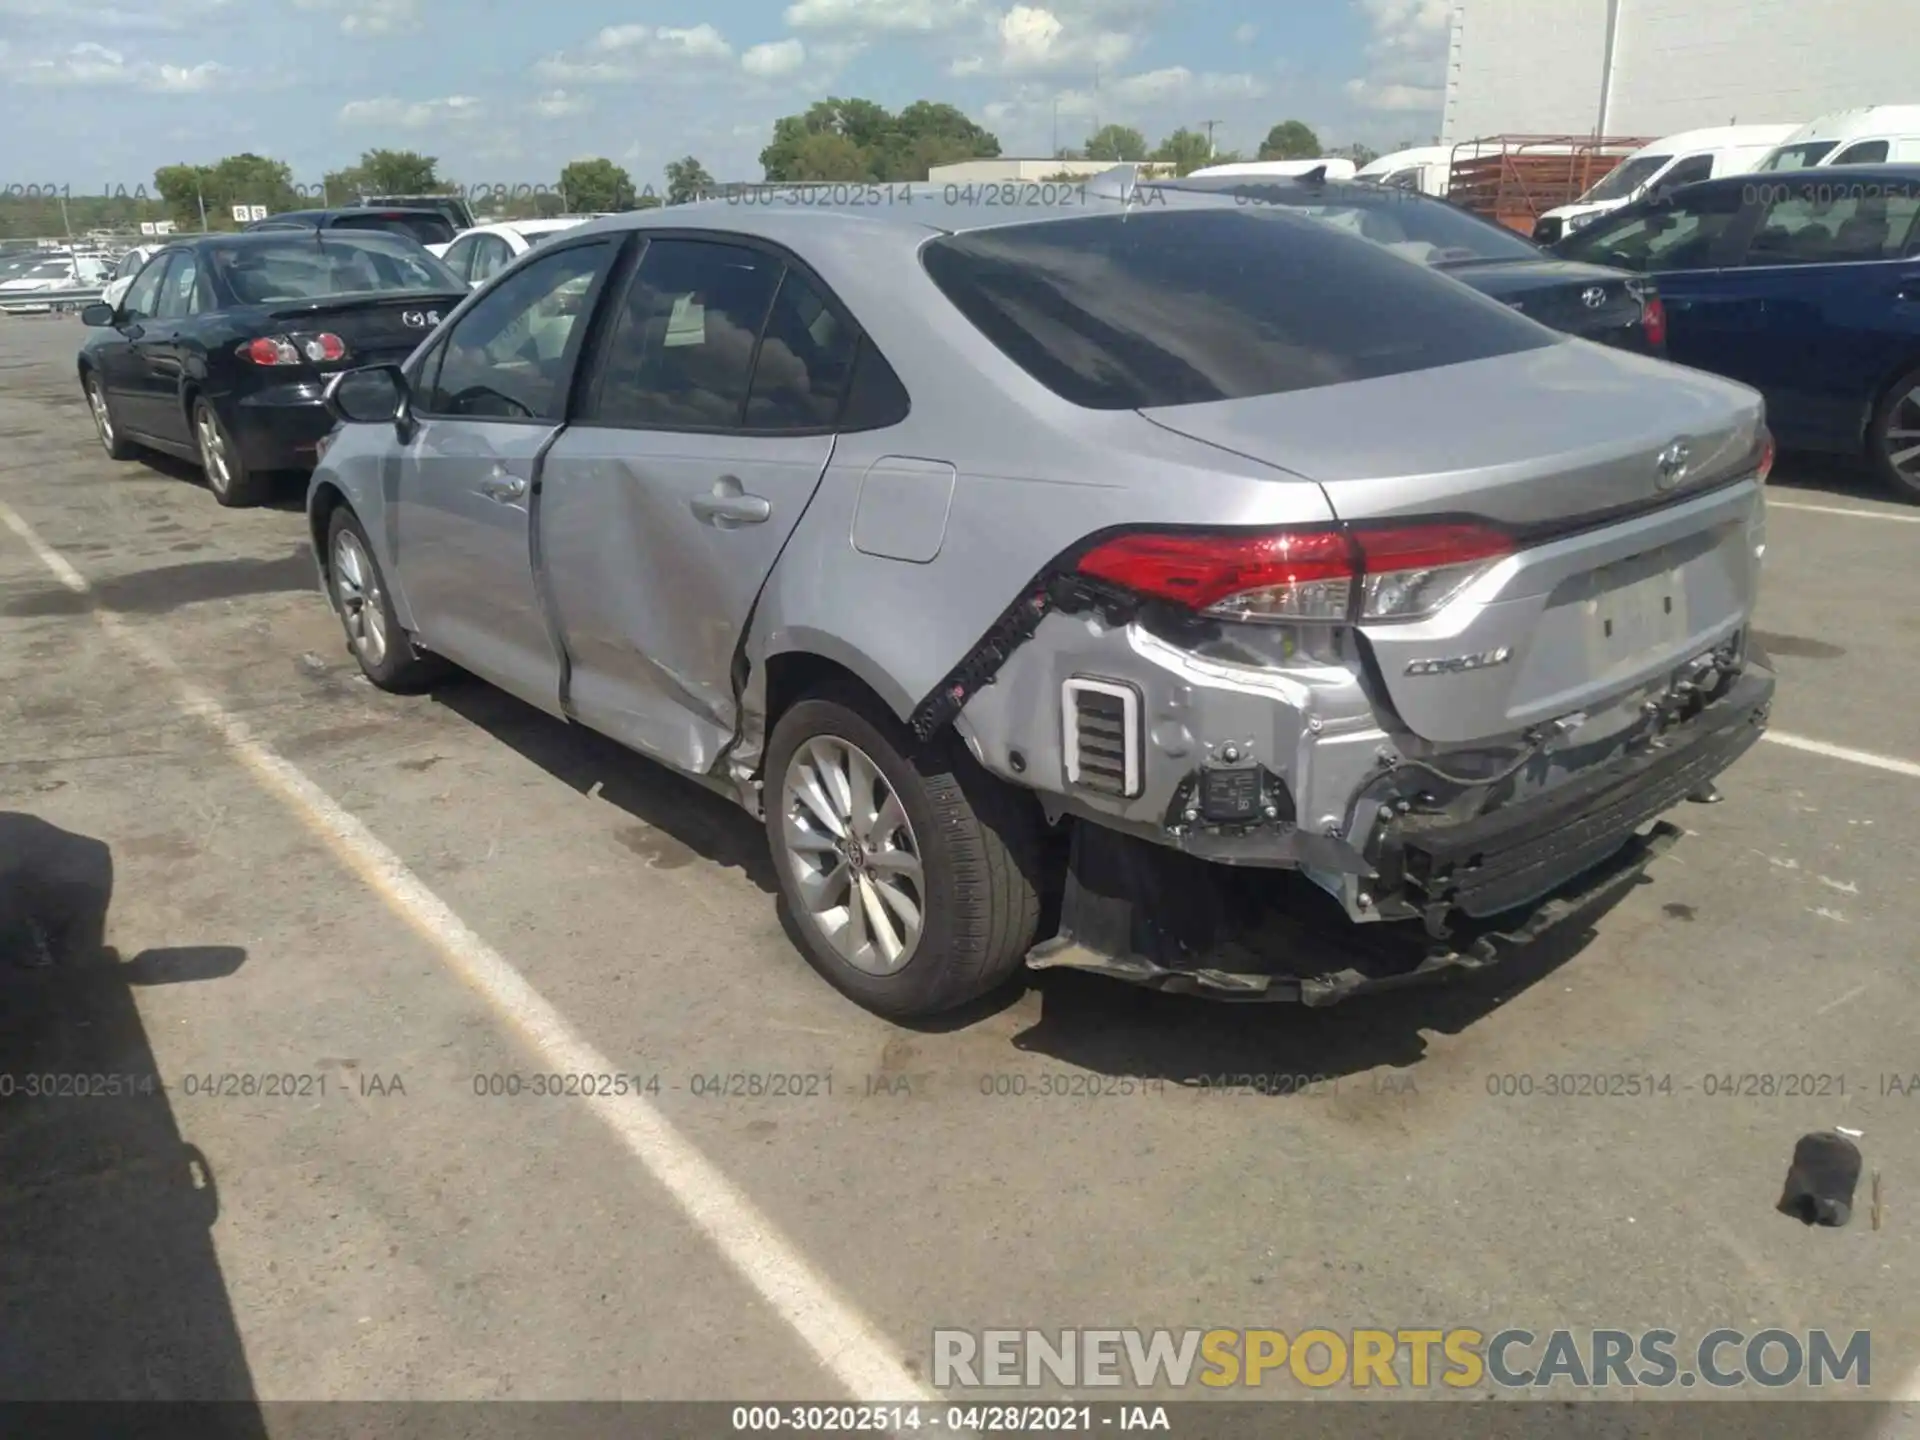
[1074,523,1513,625]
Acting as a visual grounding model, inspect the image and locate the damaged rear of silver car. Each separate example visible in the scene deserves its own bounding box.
[739,196,1774,1009]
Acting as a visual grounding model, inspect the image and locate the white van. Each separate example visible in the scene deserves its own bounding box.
[1752,105,1920,172]
[1187,157,1359,182]
[1355,146,1455,196]
[1531,124,1799,243]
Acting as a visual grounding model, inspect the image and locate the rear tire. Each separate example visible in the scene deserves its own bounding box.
[193,398,266,508]
[325,506,444,692]
[764,689,1045,1019]
[1869,365,1920,503]
[82,370,133,461]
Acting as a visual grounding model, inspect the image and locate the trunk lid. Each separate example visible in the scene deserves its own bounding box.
[261,291,464,367]
[1443,258,1648,349]
[1138,341,1769,743]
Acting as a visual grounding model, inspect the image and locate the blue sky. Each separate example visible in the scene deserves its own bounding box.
[0,0,1452,195]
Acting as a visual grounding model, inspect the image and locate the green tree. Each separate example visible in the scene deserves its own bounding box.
[760,97,1000,181]
[324,149,445,202]
[1084,124,1147,162]
[559,157,637,212]
[1256,120,1322,161]
[1152,128,1214,176]
[665,155,716,205]
[154,153,301,230]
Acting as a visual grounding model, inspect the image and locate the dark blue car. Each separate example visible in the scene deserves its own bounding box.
[1554,164,1920,501]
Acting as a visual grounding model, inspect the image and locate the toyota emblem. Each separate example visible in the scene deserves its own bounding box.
[1655,440,1691,490]
[1581,286,1608,309]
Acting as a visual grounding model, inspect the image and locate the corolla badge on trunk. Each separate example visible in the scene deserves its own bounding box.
[1655,440,1691,491]
[1405,646,1512,677]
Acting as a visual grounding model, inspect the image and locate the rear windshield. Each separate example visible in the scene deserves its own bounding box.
[332,213,456,246]
[207,234,462,304]
[920,207,1555,410]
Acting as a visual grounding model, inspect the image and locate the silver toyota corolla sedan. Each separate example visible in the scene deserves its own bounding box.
[306,169,1776,1019]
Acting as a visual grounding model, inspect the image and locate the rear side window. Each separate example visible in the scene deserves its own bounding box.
[744,269,860,429]
[919,208,1555,410]
[585,238,782,429]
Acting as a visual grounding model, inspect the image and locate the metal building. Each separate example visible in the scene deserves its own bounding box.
[1441,0,1917,143]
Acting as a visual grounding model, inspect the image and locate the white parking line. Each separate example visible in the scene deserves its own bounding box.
[1768,499,1920,523]
[1763,731,1920,781]
[0,500,930,1406]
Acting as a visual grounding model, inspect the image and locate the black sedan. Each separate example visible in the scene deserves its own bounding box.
[77,230,467,506]
[1155,174,1668,355]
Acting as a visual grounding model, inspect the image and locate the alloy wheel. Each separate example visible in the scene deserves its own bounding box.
[85,378,114,450]
[195,406,231,496]
[331,529,389,667]
[1886,384,1920,489]
[780,735,926,975]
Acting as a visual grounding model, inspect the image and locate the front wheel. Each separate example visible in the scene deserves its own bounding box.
[83,371,133,460]
[325,506,444,691]
[764,691,1045,1019]
[1870,366,1920,503]
[192,398,266,508]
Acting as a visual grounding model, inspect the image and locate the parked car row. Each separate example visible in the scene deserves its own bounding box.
[1357,103,1920,244]
[73,174,1778,1022]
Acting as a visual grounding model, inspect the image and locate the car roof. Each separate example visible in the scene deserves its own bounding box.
[1779,105,1920,142]
[172,227,433,251]
[1633,124,1800,153]
[561,173,1283,249]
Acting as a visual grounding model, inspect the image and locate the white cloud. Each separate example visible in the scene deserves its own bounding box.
[783,0,979,34]
[292,0,422,36]
[9,40,229,90]
[1232,21,1256,44]
[1345,0,1449,113]
[741,38,807,78]
[536,23,741,82]
[530,89,587,118]
[338,94,482,128]
[950,5,1133,77]
[0,0,233,30]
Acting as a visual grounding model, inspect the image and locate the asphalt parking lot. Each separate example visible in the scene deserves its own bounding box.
[2,312,1918,1422]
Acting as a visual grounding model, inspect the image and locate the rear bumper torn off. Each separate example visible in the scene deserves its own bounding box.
[1025,658,1772,1004]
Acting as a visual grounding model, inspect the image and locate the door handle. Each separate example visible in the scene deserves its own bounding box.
[479,474,527,502]
[690,484,771,527]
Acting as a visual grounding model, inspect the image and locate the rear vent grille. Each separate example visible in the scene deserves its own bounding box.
[1062,678,1142,798]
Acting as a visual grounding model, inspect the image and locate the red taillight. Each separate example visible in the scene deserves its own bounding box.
[240,331,347,365]
[1640,294,1667,349]
[1756,431,1776,484]
[1074,523,1513,624]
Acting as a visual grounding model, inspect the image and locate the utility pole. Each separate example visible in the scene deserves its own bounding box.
[196,189,208,233]
[1202,120,1222,157]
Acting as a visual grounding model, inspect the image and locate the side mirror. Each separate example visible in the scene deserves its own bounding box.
[79,302,116,327]
[324,364,412,431]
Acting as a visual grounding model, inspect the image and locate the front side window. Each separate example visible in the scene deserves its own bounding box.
[1579,155,1669,203]
[1654,154,1715,192]
[585,238,782,429]
[120,253,172,319]
[421,241,610,420]
[1557,187,1746,272]
[154,253,200,319]
[439,234,477,282]
[921,207,1555,410]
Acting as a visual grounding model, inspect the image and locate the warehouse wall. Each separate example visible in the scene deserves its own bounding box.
[1443,0,1918,143]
